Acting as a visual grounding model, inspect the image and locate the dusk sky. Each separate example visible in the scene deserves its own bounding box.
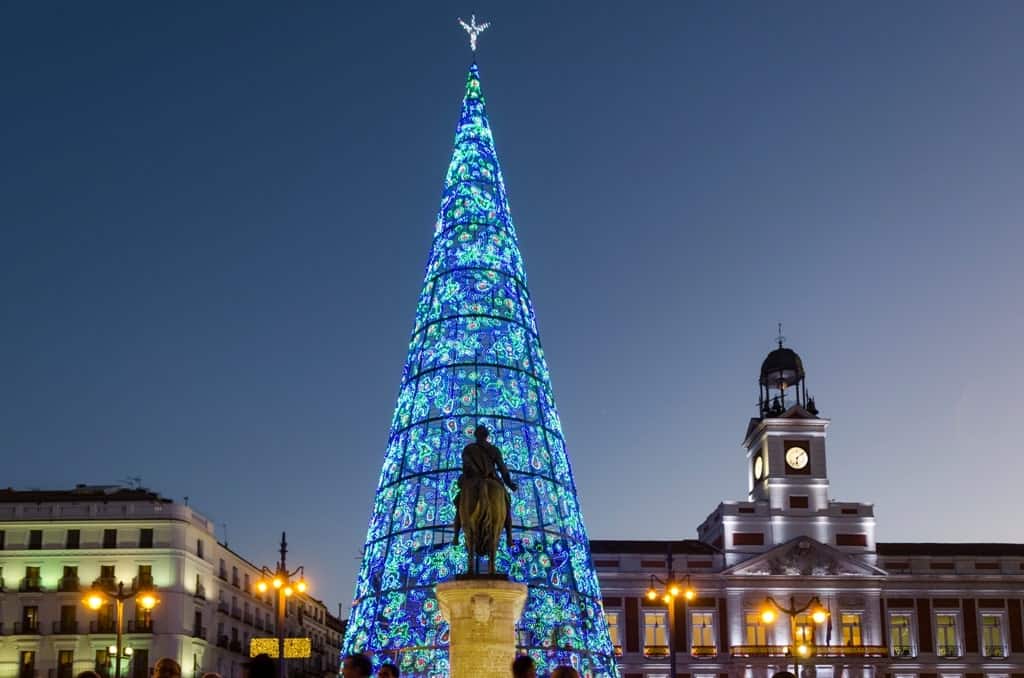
[3,2,1023,612]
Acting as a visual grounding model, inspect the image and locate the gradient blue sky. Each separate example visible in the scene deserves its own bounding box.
[3,2,1023,612]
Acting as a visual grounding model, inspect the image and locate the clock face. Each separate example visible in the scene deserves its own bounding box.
[753,455,764,480]
[785,446,809,470]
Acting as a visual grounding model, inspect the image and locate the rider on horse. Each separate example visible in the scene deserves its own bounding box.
[453,424,518,548]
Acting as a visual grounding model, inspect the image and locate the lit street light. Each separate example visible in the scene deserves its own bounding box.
[83,581,159,678]
[257,533,308,678]
[758,595,830,678]
[644,547,696,678]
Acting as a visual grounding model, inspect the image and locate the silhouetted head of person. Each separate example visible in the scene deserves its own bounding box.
[377,663,400,678]
[342,654,373,678]
[77,672,102,678]
[245,654,275,678]
[550,666,580,678]
[511,655,536,678]
[474,425,489,442]
[153,658,182,678]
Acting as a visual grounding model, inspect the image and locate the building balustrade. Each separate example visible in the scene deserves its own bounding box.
[20,577,42,592]
[691,645,718,657]
[126,619,153,633]
[90,619,117,634]
[890,645,914,658]
[14,620,41,634]
[57,576,80,592]
[731,645,792,657]
[643,644,670,657]
[52,620,79,634]
[815,646,888,658]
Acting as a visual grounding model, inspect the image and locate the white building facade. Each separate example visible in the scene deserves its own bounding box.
[0,487,342,678]
[593,344,1024,678]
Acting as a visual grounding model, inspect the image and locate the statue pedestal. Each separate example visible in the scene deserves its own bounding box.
[437,579,528,678]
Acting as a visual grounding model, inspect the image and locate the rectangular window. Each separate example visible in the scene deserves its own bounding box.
[244,573,250,593]
[103,529,117,548]
[745,612,768,645]
[789,496,810,509]
[139,528,153,548]
[28,529,42,549]
[22,605,40,633]
[841,613,863,646]
[131,649,149,678]
[889,613,914,656]
[99,564,115,583]
[66,529,80,549]
[19,651,35,678]
[981,614,1005,657]
[232,566,239,587]
[23,566,41,592]
[58,650,75,678]
[644,611,669,655]
[936,613,960,657]
[794,613,814,644]
[691,611,715,653]
[95,649,110,678]
[0,530,5,549]
[197,539,204,559]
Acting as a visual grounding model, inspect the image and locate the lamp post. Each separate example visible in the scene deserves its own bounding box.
[758,595,829,678]
[84,582,159,678]
[645,548,696,678]
[256,533,308,678]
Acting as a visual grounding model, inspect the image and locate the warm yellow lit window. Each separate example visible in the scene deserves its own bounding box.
[982,614,1005,657]
[644,611,668,653]
[889,614,913,656]
[841,613,862,646]
[935,614,959,657]
[794,613,814,644]
[692,612,715,648]
[744,612,767,645]
[605,612,621,651]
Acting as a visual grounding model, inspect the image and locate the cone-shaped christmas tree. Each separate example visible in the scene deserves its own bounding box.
[343,63,618,677]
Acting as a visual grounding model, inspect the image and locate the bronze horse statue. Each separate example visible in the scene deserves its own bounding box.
[453,425,518,575]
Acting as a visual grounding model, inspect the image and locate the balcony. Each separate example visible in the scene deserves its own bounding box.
[983,645,1007,659]
[816,646,888,658]
[231,607,242,620]
[195,584,207,600]
[193,626,207,640]
[216,635,229,649]
[93,576,117,591]
[218,569,228,581]
[731,645,792,657]
[218,601,230,614]
[90,619,117,634]
[52,620,80,634]
[14,620,41,634]
[133,574,154,590]
[643,645,669,658]
[126,619,153,633]
[255,618,265,631]
[243,612,253,625]
[19,577,42,592]
[58,577,80,593]
[691,645,718,658]
[890,645,914,658]
[229,639,243,654]
[937,645,961,658]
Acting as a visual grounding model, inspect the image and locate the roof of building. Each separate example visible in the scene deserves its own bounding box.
[589,539,717,555]
[0,485,171,504]
[877,542,1024,557]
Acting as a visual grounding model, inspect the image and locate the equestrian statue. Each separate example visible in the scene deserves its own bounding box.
[452,425,518,576]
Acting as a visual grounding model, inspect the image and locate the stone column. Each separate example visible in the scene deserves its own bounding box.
[437,579,528,678]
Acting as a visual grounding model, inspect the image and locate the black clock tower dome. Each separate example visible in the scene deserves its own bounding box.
[757,334,817,417]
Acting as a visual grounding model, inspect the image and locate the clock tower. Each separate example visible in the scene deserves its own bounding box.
[697,339,876,567]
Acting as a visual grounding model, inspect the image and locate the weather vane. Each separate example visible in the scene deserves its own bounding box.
[776,322,786,348]
[458,14,490,52]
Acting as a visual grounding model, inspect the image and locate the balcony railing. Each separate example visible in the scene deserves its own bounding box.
[90,619,117,634]
[816,646,888,658]
[133,574,154,590]
[937,645,961,658]
[229,639,243,654]
[20,577,42,592]
[126,619,153,633]
[217,601,230,614]
[195,585,207,600]
[57,577,80,593]
[643,644,670,658]
[52,620,80,634]
[216,635,228,649]
[231,607,242,620]
[255,618,265,631]
[691,645,718,657]
[890,645,914,658]
[243,612,253,625]
[14,621,41,634]
[731,645,791,657]
[983,645,1007,658]
[218,569,228,581]
[193,626,207,640]
[93,576,117,591]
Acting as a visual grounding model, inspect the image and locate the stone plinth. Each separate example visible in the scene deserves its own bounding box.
[437,578,528,678]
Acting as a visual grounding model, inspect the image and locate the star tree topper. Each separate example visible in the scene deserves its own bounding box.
[458,14,490,52]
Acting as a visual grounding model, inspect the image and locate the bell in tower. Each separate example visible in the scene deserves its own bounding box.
[758,327,817,417]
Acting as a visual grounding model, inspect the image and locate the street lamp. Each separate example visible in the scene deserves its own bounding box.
[256,532,308,678]
[644,548,697,678]
[758,595,830,678]
[83,582,159,678]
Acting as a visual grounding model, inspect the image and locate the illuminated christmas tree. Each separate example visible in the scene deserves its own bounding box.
[342,61,618,677]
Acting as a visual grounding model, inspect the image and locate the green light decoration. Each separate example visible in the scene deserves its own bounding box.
[341,62,618,677]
